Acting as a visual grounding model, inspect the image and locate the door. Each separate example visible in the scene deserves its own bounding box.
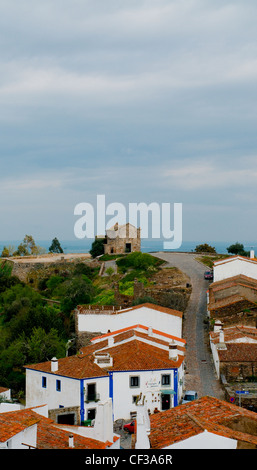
[161,393,171,410]
[125,243,131,253]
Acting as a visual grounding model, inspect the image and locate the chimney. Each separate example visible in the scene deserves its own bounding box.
[69,434,74,448]
[108,336,114,347]
[219,329,225,343]
[250,249,255,259]
[148,326,153,337]
[169,340,178,361]
[51,357,58,372]
[214,321,223,332]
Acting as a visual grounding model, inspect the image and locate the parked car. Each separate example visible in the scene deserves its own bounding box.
[182,391,198,404]
[204,270,213,280]
[123,421,135,434]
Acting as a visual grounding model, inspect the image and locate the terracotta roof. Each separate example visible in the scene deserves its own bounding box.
[119,303,183,318]
[25,333,184,380]
[0,408,40,442]
[0,408,111,448]
[149,396,257,448]
[24,353,109,379]
[213,255,257,266]
[210,325,257,344]
[208,294,256,310]
[0,387,9,394]
[218,343,257,362]
[37,417,109,449]
[100,340,184,371]
[91,324,186,345]
[210,274,257,289]
[77,303,183,318]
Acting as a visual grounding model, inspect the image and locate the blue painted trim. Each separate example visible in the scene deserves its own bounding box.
[80,379,85,423]
[173,369,178,407]
[109,372,113,402]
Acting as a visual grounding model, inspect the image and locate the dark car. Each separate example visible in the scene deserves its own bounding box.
[123,421,135,434]
[204,270,213,280]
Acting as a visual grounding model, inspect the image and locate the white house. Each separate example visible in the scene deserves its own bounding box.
[0,403,119,449]
[75,303,183,340]
[213,255,257,283]
[136,396,257,449]
[0,405,48,449]
[25,324,186,423]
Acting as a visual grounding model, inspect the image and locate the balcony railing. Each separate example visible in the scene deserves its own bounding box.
[85,392,100,403]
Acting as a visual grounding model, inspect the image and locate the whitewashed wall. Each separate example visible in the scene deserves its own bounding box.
[0,424,37,449]
[77,306,182,338]
[83,376,110,419]
[111,368,181,420]
[25,369,81,409]
[210,341,220,379]
[166,430,237,449]
[214,258,257,282]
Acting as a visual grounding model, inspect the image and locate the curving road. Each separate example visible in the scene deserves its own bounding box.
[152,252,225,400]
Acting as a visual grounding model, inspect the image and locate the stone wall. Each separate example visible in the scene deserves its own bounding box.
[48,405,81,425]
[104,224,141,255]
[220,361,257,382]
[209,300,257,327]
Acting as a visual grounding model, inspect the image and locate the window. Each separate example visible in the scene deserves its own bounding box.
[87,408,96,420]
[56,379,61,392]
[42,377,47,388]
[161,374,171,386]
[130,376,140,388]
[87,383,96,402]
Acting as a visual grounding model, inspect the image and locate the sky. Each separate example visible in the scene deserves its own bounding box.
[1,0,257,245]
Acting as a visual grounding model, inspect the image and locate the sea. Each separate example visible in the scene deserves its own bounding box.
[1,239,257,255]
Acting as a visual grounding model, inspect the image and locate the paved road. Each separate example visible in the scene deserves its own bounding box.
[152,252,225,400]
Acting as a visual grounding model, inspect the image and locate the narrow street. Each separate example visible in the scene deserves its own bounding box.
[152,252,225,400]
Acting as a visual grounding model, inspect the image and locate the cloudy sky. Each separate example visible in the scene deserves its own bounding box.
[1,0,257,245]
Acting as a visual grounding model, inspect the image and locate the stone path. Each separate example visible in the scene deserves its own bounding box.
[152,252,225,400]
[102,259,117,276]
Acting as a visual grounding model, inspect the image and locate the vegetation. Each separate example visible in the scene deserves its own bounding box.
[0,250,166,398]
[227,242,250,257]
[89,238,105,258]
[1,245,15,258]
[0,259,100,397]
[196,254,229,268]
[116,251,162,271]
[49,237,63,253]
[194,243,216,253]
[0,263,68,397]
[1,235,46,257]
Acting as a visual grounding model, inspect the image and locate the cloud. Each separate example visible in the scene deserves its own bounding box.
[163,159,257,190]
[0,1,257,241]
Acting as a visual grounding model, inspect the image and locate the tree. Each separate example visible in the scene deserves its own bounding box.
[13,235,46,256]
[227,242,249,257]
[89,238,105,258]
[49,237,63,254]
[60,277,95,314]
[1,245,15,257]
[194,243,216,253]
